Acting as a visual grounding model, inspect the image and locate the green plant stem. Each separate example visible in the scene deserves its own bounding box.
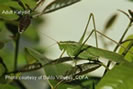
[13,34,26,89]
[121,39,133,44]
[0,57,8,74]
[103,20,132,76]
[14,33,20,71]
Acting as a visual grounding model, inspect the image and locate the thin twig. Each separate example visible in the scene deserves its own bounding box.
[33,0,45,11]
[79,13,93,43]
[14,33,20,71]
[118,9,130,20]
[121,39,133,44]
[114,21,132,52]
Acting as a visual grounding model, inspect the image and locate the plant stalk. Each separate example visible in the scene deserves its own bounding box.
[103,20,132,76]
[14,33,20,71]
[14,33,26,89]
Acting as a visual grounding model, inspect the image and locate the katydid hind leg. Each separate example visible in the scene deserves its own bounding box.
[79,13,94,43]
[79,13,98,48]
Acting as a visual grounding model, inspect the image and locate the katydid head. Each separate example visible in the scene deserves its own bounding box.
[58,41,79,56]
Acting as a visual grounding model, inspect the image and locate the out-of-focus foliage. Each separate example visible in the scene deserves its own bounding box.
[104,13,118,32]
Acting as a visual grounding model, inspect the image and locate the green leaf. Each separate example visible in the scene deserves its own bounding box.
[96,61,133,89]
[0,5,19,20]
[58,41,125,62]
[42,0,81,14]
[0,84,19,89]
[119,35,133,62]
[104,14,118,31]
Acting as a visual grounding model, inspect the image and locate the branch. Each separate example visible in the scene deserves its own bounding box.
[14,33,20,71]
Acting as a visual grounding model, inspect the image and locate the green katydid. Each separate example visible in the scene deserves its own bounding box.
[7,13,131,81]
[37,13,130,86]
[44,13,131,87]
[57,13,127,63]
[37,13,131,79]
